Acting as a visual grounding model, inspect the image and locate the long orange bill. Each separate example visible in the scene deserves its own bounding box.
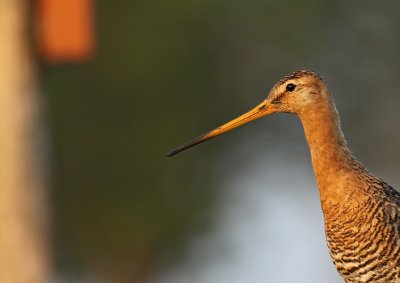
[167,99,273,157]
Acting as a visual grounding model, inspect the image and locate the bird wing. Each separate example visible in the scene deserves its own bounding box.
[381,183,400,237]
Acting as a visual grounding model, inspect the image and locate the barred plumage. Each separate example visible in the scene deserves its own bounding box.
[168,70,400,282]
[324,177,400,282]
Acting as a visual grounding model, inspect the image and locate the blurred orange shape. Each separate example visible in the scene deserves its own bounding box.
[36,0,95,62]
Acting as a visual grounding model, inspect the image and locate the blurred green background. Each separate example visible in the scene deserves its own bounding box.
[39,0,400,282]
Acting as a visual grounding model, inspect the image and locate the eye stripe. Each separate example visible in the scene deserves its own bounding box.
[271,94,283,104]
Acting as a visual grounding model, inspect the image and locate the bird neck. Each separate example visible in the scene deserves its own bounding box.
[298,95,361,207]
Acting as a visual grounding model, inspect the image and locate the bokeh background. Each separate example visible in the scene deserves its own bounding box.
[2,0,400,282]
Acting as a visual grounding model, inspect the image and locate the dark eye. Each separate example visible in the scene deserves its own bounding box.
[286,83,296,92]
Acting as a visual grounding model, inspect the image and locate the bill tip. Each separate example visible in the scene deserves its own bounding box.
[166,149,179,157]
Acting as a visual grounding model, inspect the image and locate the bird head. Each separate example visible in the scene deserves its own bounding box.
[167,70,327,157]
[267,70,326,114]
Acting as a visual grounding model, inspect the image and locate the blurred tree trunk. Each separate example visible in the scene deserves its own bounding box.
[0,0,50,282]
